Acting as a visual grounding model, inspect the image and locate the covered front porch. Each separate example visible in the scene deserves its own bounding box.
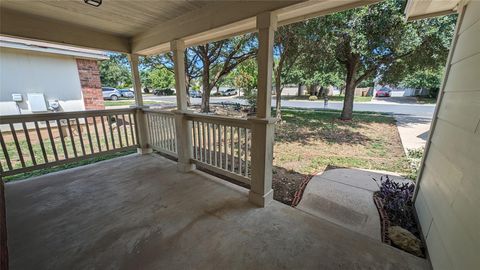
[6,154,428,269]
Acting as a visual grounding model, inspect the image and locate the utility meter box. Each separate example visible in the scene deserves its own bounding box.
[12,93,23,102]
[27,93,48,112]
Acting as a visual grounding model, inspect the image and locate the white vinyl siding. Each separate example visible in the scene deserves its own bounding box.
[415,1,480,269]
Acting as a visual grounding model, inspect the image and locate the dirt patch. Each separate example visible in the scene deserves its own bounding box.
[272,167,310,206]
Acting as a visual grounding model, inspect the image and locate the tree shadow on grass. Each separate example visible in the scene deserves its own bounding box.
[274,108,393,145]
[275,122,371,145]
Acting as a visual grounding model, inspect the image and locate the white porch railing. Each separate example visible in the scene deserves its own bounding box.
[144,109,177,157]
[185,113,251,186]
[0,109,138,176]
[2,108,253,188]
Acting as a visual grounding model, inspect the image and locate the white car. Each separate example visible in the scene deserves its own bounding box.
[220,88,238,96]
[102,87,121,101]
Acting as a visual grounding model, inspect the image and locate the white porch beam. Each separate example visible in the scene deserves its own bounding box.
[128,54,151,155]
[248,12,277,207]
[0,9,130,53]
[171,40,195,172]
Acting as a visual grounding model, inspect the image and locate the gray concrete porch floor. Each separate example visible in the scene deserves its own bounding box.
[5,154,430,270]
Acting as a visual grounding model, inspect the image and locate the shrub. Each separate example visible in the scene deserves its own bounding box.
[406,147,424,180]
[373,175,418,236]
[243,88,257,109]
[308,95,318,101]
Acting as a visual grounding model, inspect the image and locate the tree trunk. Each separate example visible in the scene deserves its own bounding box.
[340,64,357,120]
[275,72,282,121]
[297,84,302,97]
[201,61,210,113]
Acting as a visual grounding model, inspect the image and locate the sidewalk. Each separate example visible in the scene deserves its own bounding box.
[296,168,412,241]
[394,115,432,152]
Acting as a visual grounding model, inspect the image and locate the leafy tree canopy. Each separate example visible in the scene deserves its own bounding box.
[99,53,132,88]
[300,0,456,119]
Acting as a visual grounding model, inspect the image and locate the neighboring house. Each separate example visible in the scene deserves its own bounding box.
[0,37,108,115]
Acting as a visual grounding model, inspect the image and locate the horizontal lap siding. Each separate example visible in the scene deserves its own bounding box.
[416,2,480,270]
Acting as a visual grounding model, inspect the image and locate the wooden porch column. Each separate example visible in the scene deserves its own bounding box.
[128,53,151,154]
[248,12,277,207]
[171,40,195,172]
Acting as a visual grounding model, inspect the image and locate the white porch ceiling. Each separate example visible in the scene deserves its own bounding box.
[0,0,378,55]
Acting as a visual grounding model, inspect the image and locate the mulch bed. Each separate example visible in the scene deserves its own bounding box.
[373,193,392,245]
[373,192,426,258]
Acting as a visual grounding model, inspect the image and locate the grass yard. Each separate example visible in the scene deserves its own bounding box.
[280,95,372,102]
[2,150,136,182]
[104,100,170,107]
[272,109,411,204]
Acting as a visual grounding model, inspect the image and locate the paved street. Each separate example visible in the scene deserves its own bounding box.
[144,95,436,118]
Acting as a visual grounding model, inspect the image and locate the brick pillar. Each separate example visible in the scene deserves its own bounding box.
[76,59,105,110]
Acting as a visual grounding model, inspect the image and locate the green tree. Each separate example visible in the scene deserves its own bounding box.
[99,53,132,88]
[230,59,258,108]
[308,0,455,120]
[142,49,202,95]
[273,23,306,120]
[400,68,444,98]
[193,35,256,112]
[147,68,175,89]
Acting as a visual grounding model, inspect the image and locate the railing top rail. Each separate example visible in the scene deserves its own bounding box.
[184,112,251,129]
[0,108,136,124]
[143,109,175,116]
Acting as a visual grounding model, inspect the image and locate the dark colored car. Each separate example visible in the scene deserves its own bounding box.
[118,89,135,98]
[153,88,175,96]
[375,87,391,97]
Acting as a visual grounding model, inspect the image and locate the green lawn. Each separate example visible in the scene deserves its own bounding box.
[3,150,135,182]
[281,95,372,102]
[104,100,170,106]
[1,122,137,182]
[273,109,412,178]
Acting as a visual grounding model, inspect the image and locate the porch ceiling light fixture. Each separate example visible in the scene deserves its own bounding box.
[84,0,102,7]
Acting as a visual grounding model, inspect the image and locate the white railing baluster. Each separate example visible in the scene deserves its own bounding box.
[238,127,241,175]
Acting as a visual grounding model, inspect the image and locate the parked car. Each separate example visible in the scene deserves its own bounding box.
[102,87,121,101]
[153,88,175,96]
[220,88,238,96]
[189,90,202,98]
[118,89,134,98]
[375,87,391,97]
